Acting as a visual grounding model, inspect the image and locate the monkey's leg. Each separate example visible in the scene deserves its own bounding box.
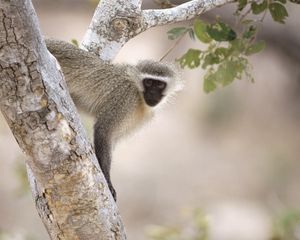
[94,124,117,201]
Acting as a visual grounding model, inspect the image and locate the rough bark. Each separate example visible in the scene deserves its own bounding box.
[82,0,143,61]
[0,1,126,239]
[142,0,235,28]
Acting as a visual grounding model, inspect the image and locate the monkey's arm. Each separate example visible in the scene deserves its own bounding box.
[94,122,116,200]
[92,87,141,201]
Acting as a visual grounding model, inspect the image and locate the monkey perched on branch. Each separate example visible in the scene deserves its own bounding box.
[46,39,183,200]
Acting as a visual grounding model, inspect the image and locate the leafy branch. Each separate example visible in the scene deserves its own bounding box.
[166,0,299,93]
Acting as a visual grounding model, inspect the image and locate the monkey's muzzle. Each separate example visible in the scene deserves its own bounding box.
[143,92,163,107]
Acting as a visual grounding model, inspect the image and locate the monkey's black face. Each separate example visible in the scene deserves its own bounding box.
[143,78,167,107]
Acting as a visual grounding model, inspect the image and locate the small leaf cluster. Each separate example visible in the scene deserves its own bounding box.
[166,0,297,93]
[238,0,299,24]
[169,19,264,93]
[237,0,300,25]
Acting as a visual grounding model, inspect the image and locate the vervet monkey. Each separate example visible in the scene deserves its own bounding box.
[46,39,183,200]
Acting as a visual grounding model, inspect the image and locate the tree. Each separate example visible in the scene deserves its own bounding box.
[0,0,298,239]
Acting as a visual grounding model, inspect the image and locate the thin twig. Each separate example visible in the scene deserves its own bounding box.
[260,8,268,22]
[239,7,252,23]
[159,31,188,61]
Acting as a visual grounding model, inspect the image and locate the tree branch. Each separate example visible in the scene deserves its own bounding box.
[82,0,234,62]
[81,0,143,61]
[0,0,126,239]
[142,0,235,29]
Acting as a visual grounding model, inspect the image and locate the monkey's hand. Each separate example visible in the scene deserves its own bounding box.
[94,124,117,201]
[108,183,117,201]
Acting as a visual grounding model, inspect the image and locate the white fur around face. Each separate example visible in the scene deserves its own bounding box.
[137,74,183,110]
[139,72,184,94]
[133,60,184,109]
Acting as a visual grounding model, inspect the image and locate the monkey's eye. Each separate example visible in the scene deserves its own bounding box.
[144,79,153,87]
[157,81,166,90]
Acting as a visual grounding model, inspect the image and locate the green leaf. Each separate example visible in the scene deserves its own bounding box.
[177,49,201,69]
[203,63,236,92]
[167,27,187,40]
[217,62,237,86]
[218,60,245,84]
[245,40,266,55]
[243,25,257,39]
[238,0,248,11]
[251,0,268,14]
[203,58,249,92]
[207,21,237,42]
[193,19,212,43]
[215,47,230,58]
[220,60,246,85]
[204,75,217,93]
[71,39,79,47]
[202,53,220,69]
[269,3,288,23]
[202,47,230,69]
[230,39,246,54]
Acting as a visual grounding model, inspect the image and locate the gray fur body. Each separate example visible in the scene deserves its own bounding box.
[45,39,182,200]
[46,40,150,141]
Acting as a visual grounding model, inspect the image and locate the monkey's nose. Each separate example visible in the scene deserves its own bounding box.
[143,92,161,107]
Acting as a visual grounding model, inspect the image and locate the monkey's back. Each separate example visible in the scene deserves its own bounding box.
[46,39,149,139]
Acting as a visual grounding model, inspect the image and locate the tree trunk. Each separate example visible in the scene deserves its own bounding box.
[0,1,126,239]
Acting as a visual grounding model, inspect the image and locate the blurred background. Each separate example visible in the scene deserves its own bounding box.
[1,0,300,239]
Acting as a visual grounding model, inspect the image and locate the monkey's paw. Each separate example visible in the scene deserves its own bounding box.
[108,184,117,201]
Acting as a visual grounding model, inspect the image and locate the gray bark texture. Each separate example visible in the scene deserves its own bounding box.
[0,0,126,239]
[82,0,233,61]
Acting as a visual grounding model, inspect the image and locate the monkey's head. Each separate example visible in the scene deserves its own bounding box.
[136,60,183,107]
